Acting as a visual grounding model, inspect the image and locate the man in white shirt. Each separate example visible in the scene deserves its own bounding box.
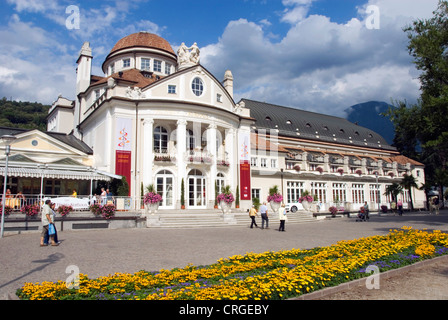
[40,200,58,247]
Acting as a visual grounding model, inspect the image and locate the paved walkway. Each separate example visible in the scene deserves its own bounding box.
[0,211,447,299]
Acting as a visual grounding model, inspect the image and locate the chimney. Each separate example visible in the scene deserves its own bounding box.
[76,42,93,95]
[223,70,233,99]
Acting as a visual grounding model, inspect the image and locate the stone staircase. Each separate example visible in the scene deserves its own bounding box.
[146,210,317,228]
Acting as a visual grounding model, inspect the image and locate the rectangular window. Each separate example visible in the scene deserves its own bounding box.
[260,158,267,168]
[352,184,365,204]
[141,58,150,71]
[332,183,346,203]
[123,58,130,68]
[369,184,380,204]
[168,85,176,94]
[286,162,295,170]
[165,63,172,75]
[286,181,304,203]
[154,60,162,72]
[250,157,257,167]
[251,189,260,201]
[110,64,115,75]
[217,94,222,103]
[311,182,327,203]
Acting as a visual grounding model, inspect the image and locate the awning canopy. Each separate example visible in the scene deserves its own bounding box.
[0,166,120,181]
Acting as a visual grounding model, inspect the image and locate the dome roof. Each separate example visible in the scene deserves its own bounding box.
[109,32,175,56]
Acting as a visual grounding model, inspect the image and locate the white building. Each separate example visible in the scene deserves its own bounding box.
[44,32,426,212]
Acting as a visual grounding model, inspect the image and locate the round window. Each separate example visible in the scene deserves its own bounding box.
[191,77,204,96]
[31,140,38,146]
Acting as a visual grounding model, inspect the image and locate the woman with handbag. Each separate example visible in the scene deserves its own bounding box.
[40,200,59,247]
[44,203,60,245]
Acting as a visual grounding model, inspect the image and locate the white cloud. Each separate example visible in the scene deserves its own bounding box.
[280,0,316,24]
[6,0,60,13]
[0,14,74,103]
[201,0,439,116]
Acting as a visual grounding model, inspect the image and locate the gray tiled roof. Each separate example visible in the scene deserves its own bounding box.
[242,99,396,151]
[0,126,93,155]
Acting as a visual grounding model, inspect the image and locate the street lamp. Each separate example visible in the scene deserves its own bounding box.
[1,135,17,238]
[375,171,380,216]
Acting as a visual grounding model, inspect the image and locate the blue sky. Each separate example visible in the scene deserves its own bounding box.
[0,0,441,116]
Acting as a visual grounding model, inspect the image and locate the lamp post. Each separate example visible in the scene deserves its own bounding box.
[1,135,17,238]
[375,171,380,216]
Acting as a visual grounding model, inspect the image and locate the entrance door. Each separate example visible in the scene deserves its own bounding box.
[188,169,206,208]
[155,170,174,209]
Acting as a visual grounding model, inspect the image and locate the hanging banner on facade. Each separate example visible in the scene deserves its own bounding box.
[115,118,132,195]
[238,131,251,200]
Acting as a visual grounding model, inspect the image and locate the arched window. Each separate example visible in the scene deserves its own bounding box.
[188,169,206,207]
[216,173,225,194]
[155,170,174,208]
[154,126,168,153]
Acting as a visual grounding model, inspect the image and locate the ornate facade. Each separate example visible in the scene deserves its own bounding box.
[45,32,426,212]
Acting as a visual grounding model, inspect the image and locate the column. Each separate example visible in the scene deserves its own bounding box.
[142,119,154,188]
[208,123,217,208]
[225,128,235,190]
[176,119,187,208]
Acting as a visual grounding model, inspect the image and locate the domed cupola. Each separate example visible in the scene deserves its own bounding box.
[102,31,177,77]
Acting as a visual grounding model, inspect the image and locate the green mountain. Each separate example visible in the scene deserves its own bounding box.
[0,97,50,131]
[345,101,395,145]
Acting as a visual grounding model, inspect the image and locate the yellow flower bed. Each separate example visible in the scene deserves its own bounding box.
[17,227,448,300]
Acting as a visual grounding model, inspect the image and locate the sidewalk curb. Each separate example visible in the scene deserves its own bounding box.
[290,255,448,300]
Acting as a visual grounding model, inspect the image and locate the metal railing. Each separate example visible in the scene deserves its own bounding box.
[1,194,146,213]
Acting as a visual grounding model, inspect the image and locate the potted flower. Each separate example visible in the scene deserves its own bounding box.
[337,168,344,176]
[329,206,338,217]
[57,205,73,218]
[267,185,283,214]
[355,169,362,176]
[101,203,116,219]
[20,204,40,218]
[0,205,13,217]
[293,164,301,172]
[217,185,234,214]
[90,203,102,216]
[144,184,162,215]
[316,167,323,174]
[299,190,313,211]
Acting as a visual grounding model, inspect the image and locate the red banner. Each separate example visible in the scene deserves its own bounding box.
[115,150,131,196]
[239,161,251,200]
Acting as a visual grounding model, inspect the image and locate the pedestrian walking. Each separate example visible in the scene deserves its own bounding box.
[278,203,287,232]
[433,197,440,215]
[260,202,269,229]
[44,203,60,245]
[40,200,58,247]
[397,199,403,216]
[249,205,259,229]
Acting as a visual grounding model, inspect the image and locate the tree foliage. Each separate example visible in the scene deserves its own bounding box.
[0,97,50,131]
[385,1,448,190]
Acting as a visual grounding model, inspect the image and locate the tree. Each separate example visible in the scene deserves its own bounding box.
[385,1,448,195]
[384,183,403,203]
[180,178,185,208]
[400,174,419,211]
